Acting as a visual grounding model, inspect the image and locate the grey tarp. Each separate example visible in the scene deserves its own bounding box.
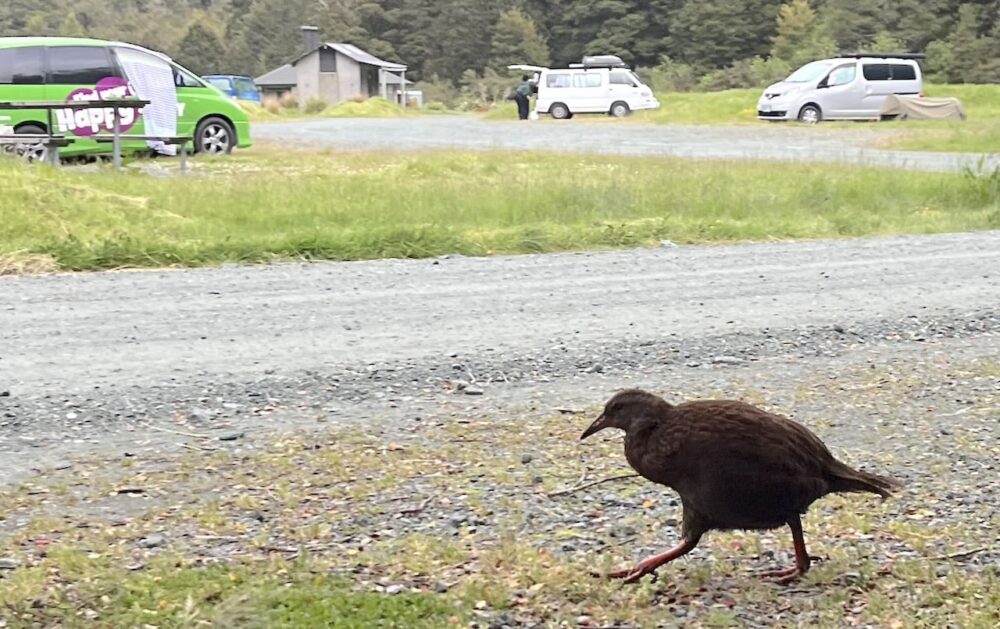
[879,95,966,121]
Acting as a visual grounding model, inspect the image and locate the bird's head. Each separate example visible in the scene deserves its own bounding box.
[581,389,671,440]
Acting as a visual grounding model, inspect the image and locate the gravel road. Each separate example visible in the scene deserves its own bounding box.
[2,231,999,484]
[251,117,1000,172]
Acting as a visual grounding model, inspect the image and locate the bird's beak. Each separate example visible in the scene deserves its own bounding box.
[580,412,607,440]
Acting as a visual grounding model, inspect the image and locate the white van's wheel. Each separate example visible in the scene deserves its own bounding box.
[798,105,822,124]
[549,103,571,120]
[610,101,630,117]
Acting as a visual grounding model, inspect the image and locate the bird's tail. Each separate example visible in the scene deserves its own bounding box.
[827,461,902,500]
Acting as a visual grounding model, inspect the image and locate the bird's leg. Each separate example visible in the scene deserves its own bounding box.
[607,536,699,584]
[759,515,811,584]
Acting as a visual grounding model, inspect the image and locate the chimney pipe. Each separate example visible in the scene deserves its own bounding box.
[301,25,320,54]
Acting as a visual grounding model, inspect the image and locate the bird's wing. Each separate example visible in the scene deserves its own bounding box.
[653,401,835,525]
[671,400,836,470]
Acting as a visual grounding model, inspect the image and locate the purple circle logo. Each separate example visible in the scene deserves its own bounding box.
[59,77,141,137]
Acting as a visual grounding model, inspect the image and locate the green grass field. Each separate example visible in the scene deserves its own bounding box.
[245,85,997,153]
[485,83,1000,153]
[487,84,1000,124]
[875,84,1000,153]
[481,88,764,124]
[2,146,999,273]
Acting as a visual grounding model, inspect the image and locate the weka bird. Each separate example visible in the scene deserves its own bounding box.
[580,389,901,584]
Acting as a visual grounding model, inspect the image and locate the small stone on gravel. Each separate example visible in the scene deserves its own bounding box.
[712,355,744,365]
[0,558,19,570]
[139,534,166,549]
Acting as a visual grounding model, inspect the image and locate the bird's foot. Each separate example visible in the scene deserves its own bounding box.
[606,561,660,584]
[757,565,804,585]
[599,539,697,584]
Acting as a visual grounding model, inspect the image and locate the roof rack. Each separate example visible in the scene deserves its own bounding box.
[839,51,926,60]
[571,55,629,69]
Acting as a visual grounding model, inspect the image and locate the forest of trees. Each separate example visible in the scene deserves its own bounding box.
[2,0,998,104]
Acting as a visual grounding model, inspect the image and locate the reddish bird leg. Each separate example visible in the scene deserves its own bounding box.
[759,516,811,584]
[607,537,699,584]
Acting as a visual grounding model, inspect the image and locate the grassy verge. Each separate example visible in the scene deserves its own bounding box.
[876,84,1000,153]
[240,98,459,123]
[240,97,418,123]
[2,146,999,273]
[1,357,997,626]
[0,560,460,628]
[637,89,761,124]
[877,122,1000,153]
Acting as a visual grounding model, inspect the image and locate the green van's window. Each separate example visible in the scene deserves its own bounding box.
[47,46,121,84]
[0,46,45,85]
[173,65,204,88]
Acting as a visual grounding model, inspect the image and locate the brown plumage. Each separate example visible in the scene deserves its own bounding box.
[580,389,901,583]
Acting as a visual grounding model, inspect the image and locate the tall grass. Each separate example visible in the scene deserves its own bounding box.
[635,88,762,124]
[240,97,414,122]
[1,147,997,272]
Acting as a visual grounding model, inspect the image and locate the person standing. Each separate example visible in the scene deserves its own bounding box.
[514,74,532,120]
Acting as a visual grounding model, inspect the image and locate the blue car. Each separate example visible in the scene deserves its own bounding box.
[202,75,262,103]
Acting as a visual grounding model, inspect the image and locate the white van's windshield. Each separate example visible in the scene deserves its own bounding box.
[785,62,833,83]
[610,70,643,87]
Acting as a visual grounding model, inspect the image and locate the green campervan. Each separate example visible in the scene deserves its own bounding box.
[0,37,251,159]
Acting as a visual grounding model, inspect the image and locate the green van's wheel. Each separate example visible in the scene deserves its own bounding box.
[195,117,235,154]
[11,124,48,162]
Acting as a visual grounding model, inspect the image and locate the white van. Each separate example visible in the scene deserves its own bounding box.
[757,54,924,123]
[509,55,660,119]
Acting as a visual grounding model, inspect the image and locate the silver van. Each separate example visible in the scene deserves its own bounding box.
[757,54,923,123]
